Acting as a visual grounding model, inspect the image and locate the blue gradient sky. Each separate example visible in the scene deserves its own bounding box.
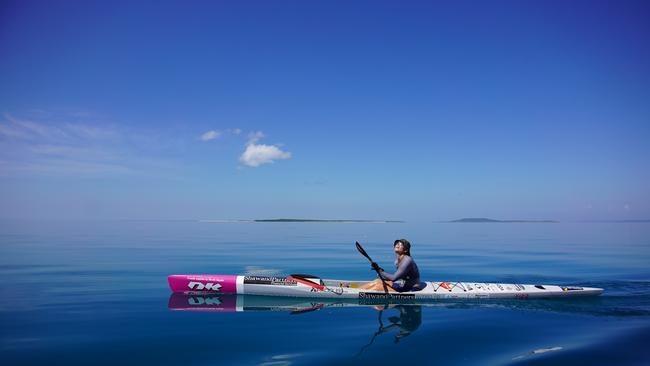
[1,1,648,221]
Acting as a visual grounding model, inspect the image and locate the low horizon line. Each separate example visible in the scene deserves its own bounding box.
[1,217,649,223]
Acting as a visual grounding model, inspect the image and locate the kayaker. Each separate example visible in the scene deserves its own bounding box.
[359,239,421,292]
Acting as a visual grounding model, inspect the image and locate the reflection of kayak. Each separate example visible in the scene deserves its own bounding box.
[169,293,345,313]
[167,274,604,299]
[168,293,422,313]
[167,293,607,317]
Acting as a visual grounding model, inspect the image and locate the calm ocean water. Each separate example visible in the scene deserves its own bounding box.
[1,220,649,365]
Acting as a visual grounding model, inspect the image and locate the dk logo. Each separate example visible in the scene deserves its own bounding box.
[187,281,222,291]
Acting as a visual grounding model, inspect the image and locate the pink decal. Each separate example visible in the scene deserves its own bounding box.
[168,274,238,293]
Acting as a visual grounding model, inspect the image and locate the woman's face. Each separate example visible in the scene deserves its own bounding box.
[394,241,405,255]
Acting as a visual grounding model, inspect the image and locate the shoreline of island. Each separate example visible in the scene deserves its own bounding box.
[197,217,650,224]
[443,218,559,223]
[199,218,404,223]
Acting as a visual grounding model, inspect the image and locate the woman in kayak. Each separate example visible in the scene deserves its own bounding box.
[360,239,421,292]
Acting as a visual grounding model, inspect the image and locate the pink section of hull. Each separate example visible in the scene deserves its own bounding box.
[168,274,238,294]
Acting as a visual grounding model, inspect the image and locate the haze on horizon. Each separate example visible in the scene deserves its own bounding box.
[1,1,648,222]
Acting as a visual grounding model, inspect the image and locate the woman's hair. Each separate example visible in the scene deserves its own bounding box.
[394,238,411,256]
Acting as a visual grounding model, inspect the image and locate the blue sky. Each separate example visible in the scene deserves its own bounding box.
[0,0,648,221]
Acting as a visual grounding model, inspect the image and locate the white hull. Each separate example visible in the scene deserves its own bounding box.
[242,277,602,299]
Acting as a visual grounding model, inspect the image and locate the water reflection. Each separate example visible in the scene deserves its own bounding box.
[169,293,426,313]
[167,292,632,317]
[169,293,425,358]
[164,293,649,364]
[382,305,422,342]
[355,304,422,357]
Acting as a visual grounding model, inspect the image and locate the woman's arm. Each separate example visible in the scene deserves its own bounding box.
[380,256,412,281]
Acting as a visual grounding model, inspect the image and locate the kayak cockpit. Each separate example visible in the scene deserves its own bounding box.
[322,279,366,289]
[320,279,427,292]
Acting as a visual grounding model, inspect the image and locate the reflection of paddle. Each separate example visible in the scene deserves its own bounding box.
[289,304,325,315]
[355,305,422,356]
[354,306,386,358]
[355,241,389,295]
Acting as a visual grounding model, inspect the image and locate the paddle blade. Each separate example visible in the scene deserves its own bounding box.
[355,241,372,261]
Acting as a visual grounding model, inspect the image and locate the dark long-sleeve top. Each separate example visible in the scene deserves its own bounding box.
[380,255,420,287]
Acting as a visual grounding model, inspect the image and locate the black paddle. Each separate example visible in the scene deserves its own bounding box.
[355,241,389,295]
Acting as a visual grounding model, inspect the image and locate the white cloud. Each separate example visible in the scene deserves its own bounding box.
[247,131,265,144]
[240,144,292,167]
[1,114,64,140]
[29,144,117,160]
[239,131,291,167]
[200,130,221,141]
[0,113,115,142]
[1,112,293,176]
[0,159,130,175]
[0,112,145,176]
[65,123,116,139]
[0,122,30,139]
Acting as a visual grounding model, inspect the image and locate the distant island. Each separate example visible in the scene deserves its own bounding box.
[254,218,404,223]
[578,219,650,223]
[447,218,558,223]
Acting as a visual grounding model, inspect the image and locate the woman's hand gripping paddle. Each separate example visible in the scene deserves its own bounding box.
[355,241,389,295]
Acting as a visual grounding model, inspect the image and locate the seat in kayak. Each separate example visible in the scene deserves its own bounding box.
[407,282,427,292]
[395,282,427,292]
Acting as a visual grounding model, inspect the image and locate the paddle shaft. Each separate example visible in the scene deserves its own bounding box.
[355,241,389,294]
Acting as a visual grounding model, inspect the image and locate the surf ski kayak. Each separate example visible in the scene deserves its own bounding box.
[167,274,604,299]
